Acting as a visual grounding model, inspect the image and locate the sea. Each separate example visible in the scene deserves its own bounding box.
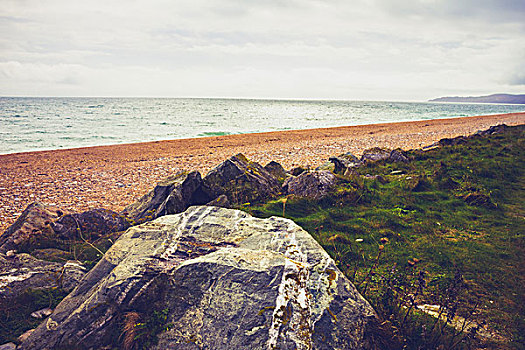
[1,97,524,155]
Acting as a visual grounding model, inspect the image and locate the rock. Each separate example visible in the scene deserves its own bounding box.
[315,161,335,172]
[52,208,130,241]
[122,171,207,223]
[474,124,509,136]
[202,154,280,205]
[437,136,468,147]
[205,194,231,208]
[329,152,361,174]
[283,171,337,199]
[388,149,409,163]
[18,329,35,343]
[264,161,288,183]
[289,166,307,176]
[20,206,377,350]
[0,254,86,300]
[0,342,16,350]
[0,202,63,254]
[361,148,391,163]
[31,307,53,319]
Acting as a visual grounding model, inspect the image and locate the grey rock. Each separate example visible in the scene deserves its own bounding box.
[315,161,335,172]
[329,152,361,174]
[20,206,376,350]
[264,161,288,182]
[361,148,391,163]
[202,154,280,205]
[388,149,409,163]
[0,202,62,254]
[122,170,207,223]
[18,329,35,343]
[283,171,337,199]
[52,208,130,241]
[0,342,16,350]
[437,136,468,147]
[205,194,231,208]
[289,166,307,176]
[474,124,509,136]
[31,307,53,319]
[0,254,86,300]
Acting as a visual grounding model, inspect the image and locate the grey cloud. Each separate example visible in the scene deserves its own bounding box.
[509,75,525,85]
[1,0,524,99]
[376,0,525,24]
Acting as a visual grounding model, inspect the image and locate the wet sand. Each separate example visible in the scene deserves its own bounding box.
[1,112,524,232]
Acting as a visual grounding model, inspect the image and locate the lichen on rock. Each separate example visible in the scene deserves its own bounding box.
[19,206,376,350]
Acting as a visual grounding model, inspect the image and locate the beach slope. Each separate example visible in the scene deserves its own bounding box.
[1,112,523,232]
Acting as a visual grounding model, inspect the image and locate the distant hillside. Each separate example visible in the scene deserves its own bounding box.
[429,93,525,104]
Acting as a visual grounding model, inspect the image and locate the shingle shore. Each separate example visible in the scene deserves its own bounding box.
[1,112,523,232]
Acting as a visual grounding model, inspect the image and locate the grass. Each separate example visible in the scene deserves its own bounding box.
[245,125,524,349]
[0,288,69,344]
[3,125,522,349]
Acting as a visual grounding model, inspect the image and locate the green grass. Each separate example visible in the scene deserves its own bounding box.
[245,125,524,349]
[0,288,69,344]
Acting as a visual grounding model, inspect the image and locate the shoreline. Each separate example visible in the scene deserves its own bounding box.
[3,112,525,158]
[1,111,524,232]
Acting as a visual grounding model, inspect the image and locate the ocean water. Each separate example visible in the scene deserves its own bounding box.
[1,97,523,154]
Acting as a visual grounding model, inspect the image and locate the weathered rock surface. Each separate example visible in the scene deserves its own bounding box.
[205,194,231,208]
[283,171,337,199]
[264,161,288,183]
[0,342,16,350]
[0,202,63,254]
[437,136,468,147]
[52,208,130,241]
[361,148,392,163]
[388,149,409,163]
[329,153,361,174]
[0,254,85,300]
[203,154,280,205]
[20,206,376,350]
[474,124,509,136]
[122,171,207,223]
[315,161,335,172]
[424,124,511,150]
[289,166,307,176]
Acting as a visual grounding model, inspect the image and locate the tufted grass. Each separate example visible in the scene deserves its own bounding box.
[246,125,524,349]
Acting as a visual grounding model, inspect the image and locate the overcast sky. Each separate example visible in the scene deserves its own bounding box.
[1,0,524,101]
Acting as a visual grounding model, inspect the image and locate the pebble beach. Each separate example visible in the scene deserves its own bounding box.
[1,111,524,233]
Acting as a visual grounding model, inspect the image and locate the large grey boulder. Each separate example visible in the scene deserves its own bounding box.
[0,254,85,300]
[0,202,63,254]
[202,154,280,205]
[20,206,376,350]
[283,171,337,199]
[52,208,130,241]
[122,170,207,224]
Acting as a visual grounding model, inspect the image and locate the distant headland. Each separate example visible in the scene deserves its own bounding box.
[429,93,525,104]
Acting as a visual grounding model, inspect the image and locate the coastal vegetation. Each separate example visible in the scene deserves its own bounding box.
[244,125,524,348]
[1,124,523,349]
